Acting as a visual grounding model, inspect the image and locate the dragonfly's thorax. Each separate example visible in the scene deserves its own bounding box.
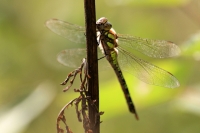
[98,28,119,56]
[96,17,119,56]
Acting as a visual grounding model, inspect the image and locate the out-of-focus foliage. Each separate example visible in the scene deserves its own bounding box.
[182,31,200,58]
[105,0,189,7]
[0,0,200,133]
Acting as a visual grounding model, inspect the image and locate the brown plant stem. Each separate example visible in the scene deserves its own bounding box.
[84,0,100,133]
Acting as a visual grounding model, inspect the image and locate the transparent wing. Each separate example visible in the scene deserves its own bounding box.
[57,48,87,68]
[117,34,181,58]
[117,47,180,88]
[57,48,109,68]
[45,19,86,43]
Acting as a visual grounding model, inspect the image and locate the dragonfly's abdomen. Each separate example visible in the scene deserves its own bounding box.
[107,50,138,119]
[100,27,138,119]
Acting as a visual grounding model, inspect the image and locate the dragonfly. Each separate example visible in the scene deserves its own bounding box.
[46,17,180,119]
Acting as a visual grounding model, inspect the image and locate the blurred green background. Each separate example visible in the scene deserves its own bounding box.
[1,0,200,133]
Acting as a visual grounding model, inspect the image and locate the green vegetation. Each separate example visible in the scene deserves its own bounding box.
[0,0,200,133]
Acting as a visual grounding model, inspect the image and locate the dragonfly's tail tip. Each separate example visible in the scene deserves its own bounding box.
[134,113,139,120]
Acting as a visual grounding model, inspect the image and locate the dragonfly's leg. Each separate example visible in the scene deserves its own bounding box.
[98,55,106,60]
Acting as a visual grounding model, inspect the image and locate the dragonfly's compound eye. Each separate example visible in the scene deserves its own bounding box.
[104,22,112,31]
[96,23,111,31]
[96,24,102,31]
[96,17,108,25]
[96,17,111,31]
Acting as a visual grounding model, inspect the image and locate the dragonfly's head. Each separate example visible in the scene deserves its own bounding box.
[96,17,112,32]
